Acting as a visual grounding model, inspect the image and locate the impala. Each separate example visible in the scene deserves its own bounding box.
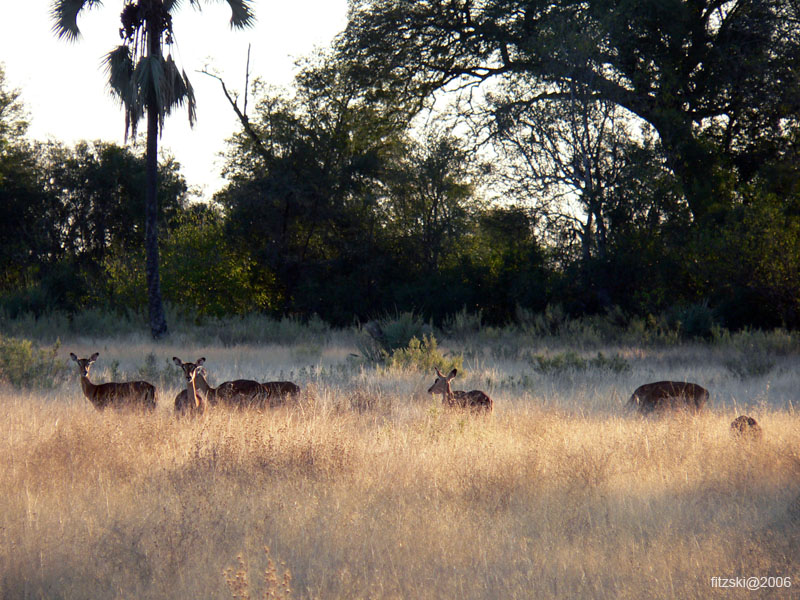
[173,358,299,412]
[628,381,709,414]
[428,368,493,413]
[70,352,156,411]
[173,357,208,415]
[212,377,300,408]
[259,381,301,405]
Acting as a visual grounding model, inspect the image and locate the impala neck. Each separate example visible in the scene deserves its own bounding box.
[443,380,454,403]
[185,378,204,413]
[79,375,99,404]
[194,371,214,396]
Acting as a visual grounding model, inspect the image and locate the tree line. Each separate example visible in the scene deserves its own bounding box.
[2,0,800,331]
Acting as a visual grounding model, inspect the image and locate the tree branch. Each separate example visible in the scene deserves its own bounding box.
[199,68,271,163]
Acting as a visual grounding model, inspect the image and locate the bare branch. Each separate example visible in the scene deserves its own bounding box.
[199,68,271,163]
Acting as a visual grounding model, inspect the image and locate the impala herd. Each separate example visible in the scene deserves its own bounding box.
[68,352,762,435]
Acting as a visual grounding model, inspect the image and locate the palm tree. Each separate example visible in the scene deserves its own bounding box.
[51,0,254,338]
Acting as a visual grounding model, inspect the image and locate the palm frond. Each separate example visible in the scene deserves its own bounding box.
[104,45,135,100]
[186,0,255,29]
[136,55,167,114]
[221,0,256,29]
[104,45,144,141]
[163,0,183,13]
[163,56,197,128]
[51,0,104,41]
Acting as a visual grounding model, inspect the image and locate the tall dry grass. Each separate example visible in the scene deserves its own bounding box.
[0,332,798,598]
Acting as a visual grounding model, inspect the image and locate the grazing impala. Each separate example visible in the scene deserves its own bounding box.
[70,352,156,411]
[628,381,709,414]
[212,377,300,408]
[173,357,208,415]
[428,368,493,413]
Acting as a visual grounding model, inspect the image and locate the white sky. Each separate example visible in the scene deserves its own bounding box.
[0,1,349,199]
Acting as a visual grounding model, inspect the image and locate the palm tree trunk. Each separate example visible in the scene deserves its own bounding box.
[145,106,168,338]
[145,4,168,339]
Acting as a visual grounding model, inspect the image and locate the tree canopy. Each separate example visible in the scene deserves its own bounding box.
[339,0,800,221]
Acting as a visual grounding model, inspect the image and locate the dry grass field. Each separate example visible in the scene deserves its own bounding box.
[1,326,799,599]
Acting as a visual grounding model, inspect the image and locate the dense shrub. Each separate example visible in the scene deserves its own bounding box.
[383,334,462,373]
[356,311,432,363]
[0,335,68,388]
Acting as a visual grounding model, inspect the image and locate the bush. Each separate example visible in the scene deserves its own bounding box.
[0,335,68,389]
[383,334,462,373]
[136,352,177,386]
[441,307,483,339]
[516,304,568,336]
[357,311,431,363]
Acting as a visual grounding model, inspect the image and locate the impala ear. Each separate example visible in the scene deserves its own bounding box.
[435,367,444,377]
[69,352,78,362]
[448,368,458,380]
[89,352,99,362]
[172,357,183,366]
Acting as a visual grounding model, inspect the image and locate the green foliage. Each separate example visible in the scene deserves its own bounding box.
[0,139,188,314]
[357,311,431,362]
[0,335,67,389]
[383,334,462,373]
[105,211,269,317]
[0,64,28,150]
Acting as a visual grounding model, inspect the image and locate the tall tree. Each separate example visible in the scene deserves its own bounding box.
[0,64,28,154]
[0,65,49,291]
[51,0,254,337]
[339,0,800,222]
[215,54,407,318]
[386,131,484,272]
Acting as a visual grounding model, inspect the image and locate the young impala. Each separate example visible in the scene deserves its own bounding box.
[628,381,709,414]
[70,352,156,411]
[428,367,493,413]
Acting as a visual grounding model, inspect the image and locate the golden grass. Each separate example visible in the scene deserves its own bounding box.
[0,337,798,599]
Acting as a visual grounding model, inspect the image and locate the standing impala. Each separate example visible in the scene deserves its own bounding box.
[428,368,493,413]
[70,352,156,411]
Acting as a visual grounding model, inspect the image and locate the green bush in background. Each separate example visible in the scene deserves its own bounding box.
[0,335,68,389]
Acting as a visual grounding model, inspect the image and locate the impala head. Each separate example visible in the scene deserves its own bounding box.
[173,357,206,384]
[428,367,457,395]
[70,352,99,378]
